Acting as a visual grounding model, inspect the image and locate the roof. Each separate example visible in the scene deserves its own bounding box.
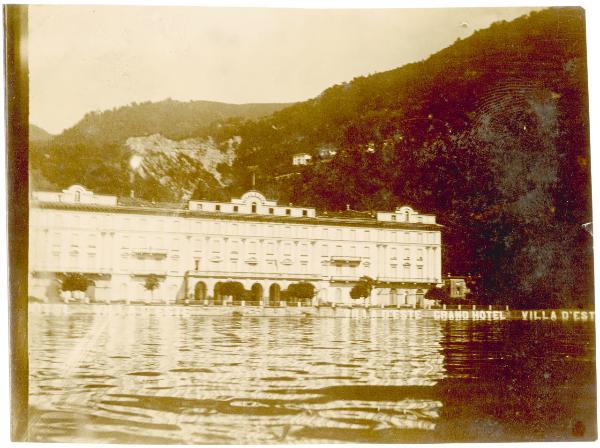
[31,199,443,231]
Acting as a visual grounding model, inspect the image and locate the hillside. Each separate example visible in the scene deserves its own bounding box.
[29,124,53,142]
[209,7,591,308]
[29,99,289,200]
[29,7,592,308]
[52,99,291,145]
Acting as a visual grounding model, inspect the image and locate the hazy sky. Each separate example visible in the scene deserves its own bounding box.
[29,5,538,134]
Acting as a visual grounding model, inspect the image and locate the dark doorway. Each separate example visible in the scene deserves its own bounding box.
[213,282,223,305]
[269,283,281,305]
[251,283,263,305]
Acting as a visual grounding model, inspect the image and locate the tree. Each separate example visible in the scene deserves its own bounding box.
[350,276,376,306]
[144,274,161,303]
[286,282,315,304]
[61,273,90,292]
[425,286,450,304]
[220,281,246,302]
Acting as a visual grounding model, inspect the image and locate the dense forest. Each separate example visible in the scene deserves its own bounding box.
[30,8,593,308]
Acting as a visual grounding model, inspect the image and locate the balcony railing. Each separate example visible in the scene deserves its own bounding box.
[186,270,323,281]
[329,255,362,265]
[130,269,168,277]
[131,248,168,258]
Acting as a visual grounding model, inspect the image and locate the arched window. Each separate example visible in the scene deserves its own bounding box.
[251,203,257,213]
[405,211,410,222]
[74,191,81,202]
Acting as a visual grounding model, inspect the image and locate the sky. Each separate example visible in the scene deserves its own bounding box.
[29,5,539,134]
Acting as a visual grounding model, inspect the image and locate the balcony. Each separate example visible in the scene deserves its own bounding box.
[131,248,168,259]
[329,274,359,282]
[329,255,362,266]
[130,269,168,277]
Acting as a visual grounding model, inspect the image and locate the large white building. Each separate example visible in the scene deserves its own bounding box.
[29,184,443,306]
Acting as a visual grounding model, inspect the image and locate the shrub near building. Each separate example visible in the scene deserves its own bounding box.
[286,282,316,305]
[60,273,92,302]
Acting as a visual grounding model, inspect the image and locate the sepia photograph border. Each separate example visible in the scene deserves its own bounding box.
[3,0,600,446]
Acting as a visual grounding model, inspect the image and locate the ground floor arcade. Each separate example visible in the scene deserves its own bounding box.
[29,271,438,307]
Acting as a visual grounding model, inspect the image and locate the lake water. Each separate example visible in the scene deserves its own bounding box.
[27,309,596,443]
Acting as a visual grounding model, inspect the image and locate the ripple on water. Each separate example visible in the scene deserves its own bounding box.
[27,313,597,443]
[126,371,162,377]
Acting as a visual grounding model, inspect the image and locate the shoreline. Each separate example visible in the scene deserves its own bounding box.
[28,302,595,322]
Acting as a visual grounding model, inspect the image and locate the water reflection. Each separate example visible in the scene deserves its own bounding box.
[27,309,595,443]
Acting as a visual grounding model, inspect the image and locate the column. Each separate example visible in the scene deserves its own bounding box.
[382,245,389,280]
[293,241,299,275]
[99,231,106,272]
[224,237,230,272]
[424,246,430,281]
[275,240,281,273]
[42,229,49,271]
[109,232,116,302]
[204,236,210,272]
[185,235,192,271]
[258,239,264,273]
[432,247,439,283]
[240,238,246,266]
[310,241,318,276]
[430,246,436,282]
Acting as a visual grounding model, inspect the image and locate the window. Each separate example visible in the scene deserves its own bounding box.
[283,242,292,256]
[194,259,200,270]
[266,241,275,256]
[302,209,308,217]
[215,205,221,211]
[74,191,80,202]
[391,214,396,221]
[286,209,291,216]
[233,205,238,212]
[197,204,203,211]
[269,208,274,214]
[405,211,410,222]
[251,203,257,213]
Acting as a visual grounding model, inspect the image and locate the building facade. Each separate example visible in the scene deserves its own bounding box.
[292,153,312,165]
[443,275,472,300]
[29,184,443,306]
